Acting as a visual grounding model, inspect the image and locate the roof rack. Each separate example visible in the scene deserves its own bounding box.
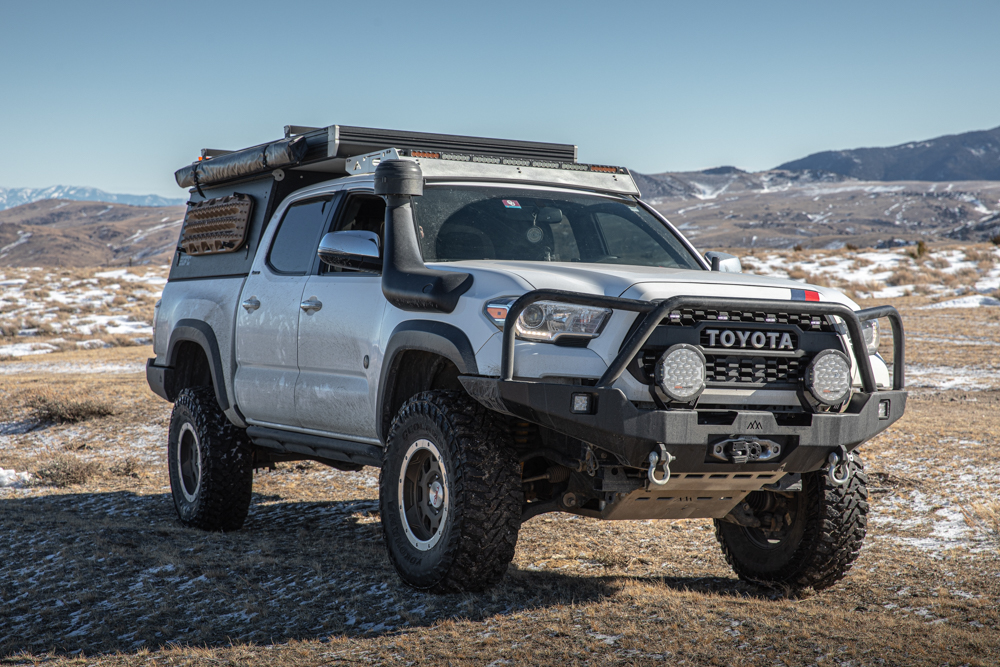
[176,124,579,190]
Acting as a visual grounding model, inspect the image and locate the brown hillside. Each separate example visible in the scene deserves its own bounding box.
[0,199,185,267]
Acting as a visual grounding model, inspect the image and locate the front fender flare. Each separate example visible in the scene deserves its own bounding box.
[376,320,479,443]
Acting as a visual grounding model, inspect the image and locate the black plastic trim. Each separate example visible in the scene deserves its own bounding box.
[165,319,230,411]
[375,320,479,443]
[246,426,382,468]
[145,358,172,401]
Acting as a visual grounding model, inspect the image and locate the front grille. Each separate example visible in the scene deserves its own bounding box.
[705,355,803,384]
[661,308,835,332]
[627,308,842,390]
[638,350,804,386]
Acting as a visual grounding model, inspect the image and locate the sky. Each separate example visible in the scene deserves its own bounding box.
[1,0,999,198]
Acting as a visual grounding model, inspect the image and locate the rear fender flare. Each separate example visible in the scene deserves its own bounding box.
[166,319,230,411]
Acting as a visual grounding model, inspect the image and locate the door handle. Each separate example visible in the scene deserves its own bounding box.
[242,297,260,312]
[300,297,323,313]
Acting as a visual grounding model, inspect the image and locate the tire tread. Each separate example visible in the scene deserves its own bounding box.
[169,387,253,531]
[714,456,869,591]
[380,390,522,593]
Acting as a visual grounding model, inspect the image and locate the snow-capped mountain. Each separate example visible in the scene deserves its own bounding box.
[0,186,184,211]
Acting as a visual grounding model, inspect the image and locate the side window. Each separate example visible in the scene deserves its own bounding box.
[320,193,386,274]
[336,194,386,238]
[267,197,334,275]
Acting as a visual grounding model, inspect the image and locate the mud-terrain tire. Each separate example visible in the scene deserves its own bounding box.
[714,455,868,591]
[380,390,523,593]
[168,386,253,531]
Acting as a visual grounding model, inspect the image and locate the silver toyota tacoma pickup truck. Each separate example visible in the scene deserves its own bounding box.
[147,125,906,593]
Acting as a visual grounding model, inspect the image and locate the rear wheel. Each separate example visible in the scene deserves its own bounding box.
[714,455,868,591]
[380,390,522,592]
[168,387,253,531]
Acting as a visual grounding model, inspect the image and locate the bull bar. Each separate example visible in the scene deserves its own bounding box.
[461,290,906,473]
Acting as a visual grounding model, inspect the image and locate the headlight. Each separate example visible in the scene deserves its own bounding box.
[805,350,852,405]
[862,319,879,355]
[654,344,706,402]
[515,301,611,342]
[482,298,611,343]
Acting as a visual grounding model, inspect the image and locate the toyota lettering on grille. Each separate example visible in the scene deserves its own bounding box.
[703,329,795,350]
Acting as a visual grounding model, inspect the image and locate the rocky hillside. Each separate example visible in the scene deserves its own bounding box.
[637,168,1000,250]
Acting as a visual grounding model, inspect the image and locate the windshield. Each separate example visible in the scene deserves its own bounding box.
[411,185,702,269]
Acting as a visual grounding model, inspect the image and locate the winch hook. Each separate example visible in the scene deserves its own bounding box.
[827,445,853,486]
[647,444,675,486]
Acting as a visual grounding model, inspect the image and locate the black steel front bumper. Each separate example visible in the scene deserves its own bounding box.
[461,291,907,474]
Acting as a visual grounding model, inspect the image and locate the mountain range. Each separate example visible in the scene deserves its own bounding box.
[630,125,1000,249]
[0,186,184,212]
[774,125,1000,181]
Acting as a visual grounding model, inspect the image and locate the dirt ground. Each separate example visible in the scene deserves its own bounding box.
[1,296,999,665]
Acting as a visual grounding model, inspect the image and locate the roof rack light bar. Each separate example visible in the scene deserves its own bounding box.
[177,124,580,189]
[324,125,577,163]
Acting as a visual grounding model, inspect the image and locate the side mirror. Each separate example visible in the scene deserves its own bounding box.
[705,251,742,273]
[318,231,382,273]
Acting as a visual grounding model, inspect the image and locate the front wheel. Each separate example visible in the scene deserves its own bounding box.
[379,391,522,592]
[714,455,869,591]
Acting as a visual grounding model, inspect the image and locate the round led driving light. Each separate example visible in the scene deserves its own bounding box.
[806,349,852,405]
[654,344,706,402]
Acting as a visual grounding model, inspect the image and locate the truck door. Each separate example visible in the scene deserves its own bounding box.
[234,195,337,426]
[295,191,387,441]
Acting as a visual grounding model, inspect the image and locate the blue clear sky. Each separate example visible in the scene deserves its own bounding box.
[2,0,998,198]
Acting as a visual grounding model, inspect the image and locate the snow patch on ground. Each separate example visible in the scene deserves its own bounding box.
[906,365,1000,391]
[919,295,1000,309]
[0,342,58,357]
[0,468,32,488]
[744,246,1000,300]
[93,269,167,285]
[0,361,144,375]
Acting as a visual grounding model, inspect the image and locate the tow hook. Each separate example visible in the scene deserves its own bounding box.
[647,443,675,486]
[827,445,853,486]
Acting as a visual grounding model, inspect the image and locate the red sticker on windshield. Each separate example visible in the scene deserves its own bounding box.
[502,200,521,209]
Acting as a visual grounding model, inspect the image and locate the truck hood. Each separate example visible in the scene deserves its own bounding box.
[443,260,858,309]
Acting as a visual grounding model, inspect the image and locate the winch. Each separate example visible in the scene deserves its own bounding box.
[709,435,782,464]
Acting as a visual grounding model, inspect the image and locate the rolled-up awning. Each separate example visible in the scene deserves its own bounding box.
[175,136,308,189]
